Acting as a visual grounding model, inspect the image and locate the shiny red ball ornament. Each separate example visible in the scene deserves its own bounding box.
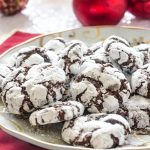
[73,0,128,26]
[128,0,150,19]
[0,0,28,16]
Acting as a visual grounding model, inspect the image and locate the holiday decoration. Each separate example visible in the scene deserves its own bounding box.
[73,0,128,25]
[0,0,28,16]
[128,0,150,19]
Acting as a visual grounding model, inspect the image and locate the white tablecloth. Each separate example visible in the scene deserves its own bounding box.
[0,0,150,43]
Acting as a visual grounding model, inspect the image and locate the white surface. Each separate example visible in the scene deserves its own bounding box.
[0,0,150,43]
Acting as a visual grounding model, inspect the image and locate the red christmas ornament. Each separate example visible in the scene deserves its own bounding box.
[0,0,28,16]
[128,0,150,19]
[73,0,128,26]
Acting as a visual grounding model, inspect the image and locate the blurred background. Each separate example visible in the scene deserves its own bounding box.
[0,0,150,43]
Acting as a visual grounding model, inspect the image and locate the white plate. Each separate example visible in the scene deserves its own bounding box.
[0,26,150,150]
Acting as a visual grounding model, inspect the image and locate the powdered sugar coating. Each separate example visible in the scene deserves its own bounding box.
[26,63,66,83]
[44,37,67,55]
[58,42,84,80]
[122,95,150,131]
[105,42,144,74]
[85,41,103,56]
[62,113,131,149]
[80,56,107,73]
[14,46,52,67]
[1,63,66,114]
[67,40,88,55]
[134,44,150,64]
[81,42,110,71]
[81,42,116,72]
[71,63,131,113]
[0,63,13,92]
[1,67,32,114]
[29,101,85,125]
[103,35,130,51]
[46,51,59,66]
[24,63,66,106]
[131,64,150,98]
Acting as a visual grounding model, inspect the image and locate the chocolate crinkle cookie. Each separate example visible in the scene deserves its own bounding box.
[134,44,150,65]
[1,67,32,114]
[1,63,66,115]
[131,63,150,98]
[103,36,144,74]
[80,43,110,72]
[29,101,85,126]
[13,46,53,68]
[71,63,131,113]
[62,113,131,149]
[103,35,130,50]
[44,37,67,55]
[67,40,88,55]
[58,41,84,81]
[117,95,150,134]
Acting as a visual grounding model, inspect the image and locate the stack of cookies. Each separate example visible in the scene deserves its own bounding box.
[0,36,149,149]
